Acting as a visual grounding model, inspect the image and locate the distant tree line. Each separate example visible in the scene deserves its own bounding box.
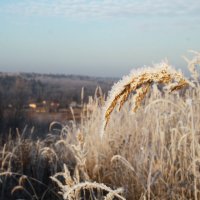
[0,73,115,138]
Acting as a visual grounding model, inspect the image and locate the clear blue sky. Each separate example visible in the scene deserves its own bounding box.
[0,0,200,77]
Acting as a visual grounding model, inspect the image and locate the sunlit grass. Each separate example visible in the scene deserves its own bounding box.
[0,51,200,200]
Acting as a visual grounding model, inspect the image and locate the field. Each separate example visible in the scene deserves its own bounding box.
[0,73,115,137]
[0,52,200,200]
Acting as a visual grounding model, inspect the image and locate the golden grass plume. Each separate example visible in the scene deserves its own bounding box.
[102,62,190,136]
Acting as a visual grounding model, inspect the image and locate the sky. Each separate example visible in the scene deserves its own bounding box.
[0,0,200,77]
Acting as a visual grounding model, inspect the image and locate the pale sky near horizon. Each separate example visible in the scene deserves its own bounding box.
[0,0,200,77]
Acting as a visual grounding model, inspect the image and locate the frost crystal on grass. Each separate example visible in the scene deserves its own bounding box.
[101,62,189,138]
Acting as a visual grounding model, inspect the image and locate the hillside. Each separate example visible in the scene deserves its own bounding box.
[0,72,117,137]
[0,72,116,104]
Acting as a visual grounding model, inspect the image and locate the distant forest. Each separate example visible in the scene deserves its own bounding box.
[0,72,116,138]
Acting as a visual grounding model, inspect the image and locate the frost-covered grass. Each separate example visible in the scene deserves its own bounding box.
[1,51,200,200]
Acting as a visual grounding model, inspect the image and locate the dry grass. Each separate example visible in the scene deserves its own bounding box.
[1,51,200,200]
[0,126,76,200]
[102,62,190,134]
